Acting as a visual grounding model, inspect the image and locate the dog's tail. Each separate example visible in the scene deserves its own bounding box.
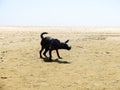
[40,32,48,39]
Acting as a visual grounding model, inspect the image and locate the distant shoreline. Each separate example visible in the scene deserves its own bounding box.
[0,26,120,33]
[0,25,120,27]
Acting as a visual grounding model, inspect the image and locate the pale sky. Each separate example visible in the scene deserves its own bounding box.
[0,0,120,26]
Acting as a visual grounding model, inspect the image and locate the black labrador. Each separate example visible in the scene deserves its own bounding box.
[39,32,71,61]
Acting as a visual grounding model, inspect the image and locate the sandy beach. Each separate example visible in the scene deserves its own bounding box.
[0,26,120,90]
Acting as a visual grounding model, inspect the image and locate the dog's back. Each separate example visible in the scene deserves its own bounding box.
[40,32,60,50]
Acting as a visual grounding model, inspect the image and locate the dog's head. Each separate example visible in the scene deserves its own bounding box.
[60,40,71,50]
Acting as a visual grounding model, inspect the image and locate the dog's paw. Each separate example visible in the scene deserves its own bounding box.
[40,56,43,59]
[48,57,52,61]
[59,57,62,59]
[49,59,53,62]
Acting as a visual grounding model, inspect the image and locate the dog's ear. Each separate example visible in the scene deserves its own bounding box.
[65,40,69,44]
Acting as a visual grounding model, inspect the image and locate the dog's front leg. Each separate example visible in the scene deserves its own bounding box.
[56,49,62,59]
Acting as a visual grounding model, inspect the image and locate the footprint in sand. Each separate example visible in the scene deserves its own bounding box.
[0,57,4,63]
[1,77,7,79]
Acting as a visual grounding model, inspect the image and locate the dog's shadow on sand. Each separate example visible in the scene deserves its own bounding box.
[42,58,70,64]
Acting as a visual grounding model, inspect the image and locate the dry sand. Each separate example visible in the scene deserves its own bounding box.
[0,26,120,90]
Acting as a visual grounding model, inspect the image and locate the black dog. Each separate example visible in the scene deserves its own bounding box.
[39,32,71,61]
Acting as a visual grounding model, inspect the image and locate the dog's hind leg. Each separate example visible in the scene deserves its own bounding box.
[43,48,48,58]
[40,46,44,58]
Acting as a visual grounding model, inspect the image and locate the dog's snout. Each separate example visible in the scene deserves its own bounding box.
[68,46,71,50]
